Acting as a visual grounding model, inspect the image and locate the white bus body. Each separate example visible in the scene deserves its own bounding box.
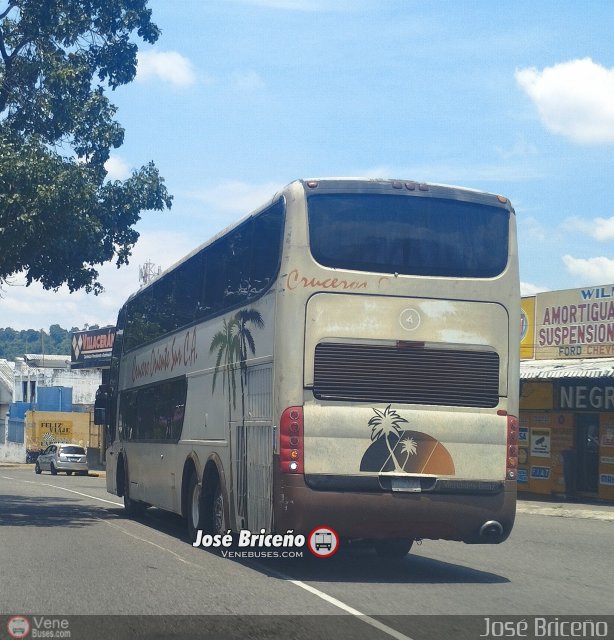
[100,178,519,553]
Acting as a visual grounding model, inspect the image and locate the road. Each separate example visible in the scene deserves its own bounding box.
[1,467,613,640]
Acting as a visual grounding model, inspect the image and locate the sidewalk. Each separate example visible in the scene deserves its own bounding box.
[516,493,614,522]
[0,462,105,478]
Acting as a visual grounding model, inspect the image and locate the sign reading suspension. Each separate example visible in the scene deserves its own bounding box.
[534,284,614,359]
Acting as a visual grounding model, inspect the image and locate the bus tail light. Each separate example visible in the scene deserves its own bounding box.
[280,406,304,474]
[506,415,519,480]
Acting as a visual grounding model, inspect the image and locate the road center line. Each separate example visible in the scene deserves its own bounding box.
[10,473,413,637]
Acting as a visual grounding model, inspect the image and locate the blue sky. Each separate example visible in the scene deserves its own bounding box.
[3,0,614,330]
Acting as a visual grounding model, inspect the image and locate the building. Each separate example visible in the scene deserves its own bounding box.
[520,284,614,501]
[1,354,102,463]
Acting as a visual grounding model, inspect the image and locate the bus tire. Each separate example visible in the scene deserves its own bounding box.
[202,474,226,537]
[211,481,226,536]
[186,471,203,543]
[123,460,146,517]
[374,539,413,559]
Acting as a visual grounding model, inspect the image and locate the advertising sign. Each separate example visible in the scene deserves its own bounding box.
[534,284,614,359]
[530,428,551,458]
[71,326,115,369]
[520,297,535,359]
[530,466,551,480]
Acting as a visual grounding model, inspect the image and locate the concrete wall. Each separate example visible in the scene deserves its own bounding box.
[0,441,26,463]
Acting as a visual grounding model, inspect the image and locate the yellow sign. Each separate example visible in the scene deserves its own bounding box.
[25,411,91,451]
[521,297,535,359]
[520,382,553,410]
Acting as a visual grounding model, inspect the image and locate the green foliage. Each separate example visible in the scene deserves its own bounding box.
[0,1,172,293]
[0,324,80,360]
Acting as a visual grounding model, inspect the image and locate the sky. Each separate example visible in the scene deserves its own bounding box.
[2,0,614,331]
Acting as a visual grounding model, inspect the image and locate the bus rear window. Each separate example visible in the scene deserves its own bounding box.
[307,193,510,278]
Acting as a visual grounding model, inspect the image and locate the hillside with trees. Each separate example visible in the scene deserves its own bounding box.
[0,324,98,360]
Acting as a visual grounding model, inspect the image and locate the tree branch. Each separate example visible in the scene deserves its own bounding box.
[0,2,17,22]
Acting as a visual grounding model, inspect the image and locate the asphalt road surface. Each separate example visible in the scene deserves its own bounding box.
[1,467,612,640]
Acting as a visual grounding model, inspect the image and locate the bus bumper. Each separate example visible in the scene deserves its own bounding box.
[274,473,516,544]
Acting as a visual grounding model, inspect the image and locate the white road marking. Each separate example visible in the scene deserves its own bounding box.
[8,472,414,638]
[257,562,415,640]
[20,478,123,506]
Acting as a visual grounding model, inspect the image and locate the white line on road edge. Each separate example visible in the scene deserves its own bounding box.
[20,479,123,506]
[12,474,414,637]
[276,574,415,640]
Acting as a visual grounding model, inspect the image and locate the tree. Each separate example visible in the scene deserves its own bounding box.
[0,0,172,294]
[368,405,408,472]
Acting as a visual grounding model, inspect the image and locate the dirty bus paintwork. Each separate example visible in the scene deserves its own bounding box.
[98,178,520,557]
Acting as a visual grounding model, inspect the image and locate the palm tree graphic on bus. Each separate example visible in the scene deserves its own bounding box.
[209,308,264,420]
[360,405,455,475]
[210,309,264,522]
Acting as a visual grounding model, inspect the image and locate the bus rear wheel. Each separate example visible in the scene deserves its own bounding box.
[211,481,226,536]
[186,471,203,543]
[373,539,413,559]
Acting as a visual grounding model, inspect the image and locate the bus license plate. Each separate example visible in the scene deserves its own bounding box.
[391,477,422,492]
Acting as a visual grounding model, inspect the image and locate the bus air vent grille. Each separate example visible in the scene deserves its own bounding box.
[313,342,499,408]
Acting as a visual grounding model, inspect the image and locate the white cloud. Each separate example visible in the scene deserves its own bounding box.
[137,50,197,87]
[495,139,538,161]
[105,155,131,180]
[520,281,547,296]
[515,58,614,144]
[360,161,543,184]
[0,231,196,332]
[562,255,614,283]
[563,215,614,241]
[186,180,284,217]
[519,216,548,243]
[231,71,265,91]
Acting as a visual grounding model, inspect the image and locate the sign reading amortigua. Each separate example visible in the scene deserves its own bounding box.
[532,284,614,360]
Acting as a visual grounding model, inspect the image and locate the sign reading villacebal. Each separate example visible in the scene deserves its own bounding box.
[71,327,116,369]
[534,284,614,359]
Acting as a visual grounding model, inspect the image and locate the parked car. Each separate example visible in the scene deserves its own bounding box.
[35,443,88,476]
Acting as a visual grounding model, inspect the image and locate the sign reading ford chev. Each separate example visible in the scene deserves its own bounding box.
[71,327,116,369]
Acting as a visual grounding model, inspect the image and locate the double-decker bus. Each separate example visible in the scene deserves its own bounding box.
[96,178,520,558]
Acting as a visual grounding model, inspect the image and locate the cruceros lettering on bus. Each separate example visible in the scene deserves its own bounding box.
[132,328,198,383]
[286,268,368,291]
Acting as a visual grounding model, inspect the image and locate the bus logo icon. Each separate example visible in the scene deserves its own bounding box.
[307,526,339,558]
[7,616,31,639]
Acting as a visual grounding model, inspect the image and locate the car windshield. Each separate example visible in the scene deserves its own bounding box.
[60,446,85,455]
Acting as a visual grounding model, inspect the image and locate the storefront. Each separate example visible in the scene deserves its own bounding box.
[520,284,614,502]
[519,361,614,501]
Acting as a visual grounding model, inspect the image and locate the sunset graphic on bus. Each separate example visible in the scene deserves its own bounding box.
[360,405,455,475]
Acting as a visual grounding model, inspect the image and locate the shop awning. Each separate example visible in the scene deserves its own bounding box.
[520,358,614,379]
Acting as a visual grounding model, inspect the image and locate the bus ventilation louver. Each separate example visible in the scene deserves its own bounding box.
[313,342,500,408]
